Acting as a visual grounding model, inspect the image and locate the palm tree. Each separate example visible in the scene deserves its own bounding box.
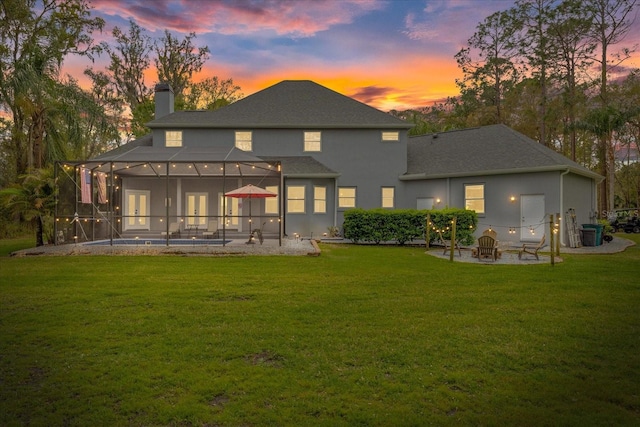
[0,167,56,246]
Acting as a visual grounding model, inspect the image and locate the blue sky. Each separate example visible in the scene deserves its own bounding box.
[66,0,640,111]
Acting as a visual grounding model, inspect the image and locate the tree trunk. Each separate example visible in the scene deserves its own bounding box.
[607,133,615,212]
[36,215,44,247]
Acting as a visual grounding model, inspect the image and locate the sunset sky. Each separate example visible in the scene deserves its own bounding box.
[65,0,640,111]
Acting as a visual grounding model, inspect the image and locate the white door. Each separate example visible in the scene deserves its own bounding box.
[219,193,240,230]
[124,190,150,230]
[186,192,207,227]
[521,194,545,241]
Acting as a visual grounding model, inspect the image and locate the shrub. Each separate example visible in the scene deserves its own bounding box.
[343,208,477,245]
[426,208,477,246]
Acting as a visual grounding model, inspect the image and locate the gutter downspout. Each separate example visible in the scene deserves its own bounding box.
[559,168,570,247]
[334,178,338,230]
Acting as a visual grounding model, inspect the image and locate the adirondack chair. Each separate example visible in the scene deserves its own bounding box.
[518,234,545,260]
[472,229,501,259]
[437,230,461,256]
[476,235,499,261]
[482,229,497,240]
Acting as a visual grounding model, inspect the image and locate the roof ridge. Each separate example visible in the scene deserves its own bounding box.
[409,126,482,140]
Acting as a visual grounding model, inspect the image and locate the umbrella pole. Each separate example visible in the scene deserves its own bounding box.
[246,197,253,244]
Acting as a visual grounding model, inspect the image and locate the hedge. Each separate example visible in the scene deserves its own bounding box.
[342,208,478,245]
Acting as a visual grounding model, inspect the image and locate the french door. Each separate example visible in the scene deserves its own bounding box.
[124,190,150,230]
[219,193,240,230]
[185,192,208,227]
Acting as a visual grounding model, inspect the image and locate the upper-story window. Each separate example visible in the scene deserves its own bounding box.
[465,184,485,214]
[381,131,399,142]
[165,131,182,147]
[304,131,321,152]
[235,131,252,151]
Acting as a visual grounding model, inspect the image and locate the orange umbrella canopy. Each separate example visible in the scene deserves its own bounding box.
[224,184,277,198]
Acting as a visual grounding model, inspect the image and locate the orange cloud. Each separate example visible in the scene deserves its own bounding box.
[216,54,463,111]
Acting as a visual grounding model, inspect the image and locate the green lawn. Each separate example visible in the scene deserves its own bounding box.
[1,235,639,426]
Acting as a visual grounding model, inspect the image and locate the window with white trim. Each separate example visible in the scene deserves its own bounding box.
[465,184,485,214]
[381,187,394,208]
[382,131,399,142]
[314,186,326,213]
[235,131,252,151]
[304,131,321,152]
[287,186,305,213]
[338,187,356,208]
[265,185,279,214]
[166,131,182,147]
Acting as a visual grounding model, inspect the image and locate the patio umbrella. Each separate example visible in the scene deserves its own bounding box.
[224,184,277,236]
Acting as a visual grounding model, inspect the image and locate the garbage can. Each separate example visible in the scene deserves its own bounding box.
[582,224,603,246]
[580,228,596,246]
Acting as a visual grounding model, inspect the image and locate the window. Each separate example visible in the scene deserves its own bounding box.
[287,186,305,213]
[382,131,399,142]
[235,131,252,151]
[265,185,279,214]
[314,186,326,213]
[465,184,485,214]
[166,131,182,147]
[381,187,394,208]
[416,197,434,210]
[338,187,356,208]
[304,131,321,152]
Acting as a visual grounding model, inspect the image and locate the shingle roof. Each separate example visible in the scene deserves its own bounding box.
[260,156,339,178]
[404,124,602,180]
[93,134,153,160]
[95,141,265,163]
[147,80,412,129]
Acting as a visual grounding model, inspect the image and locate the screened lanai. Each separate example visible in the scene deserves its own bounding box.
[55,146,283,246]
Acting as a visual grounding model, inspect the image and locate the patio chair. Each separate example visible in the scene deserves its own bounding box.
[438,230,461,256]
[161,222,181,238]
[476,235,498,261]
[202,220,219,239]
[518,234,545,260]
[482,228,497,239]
[472,229,502,259]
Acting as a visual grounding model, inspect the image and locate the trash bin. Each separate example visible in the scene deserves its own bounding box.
[580,228,596,246]
[582,224,603,246]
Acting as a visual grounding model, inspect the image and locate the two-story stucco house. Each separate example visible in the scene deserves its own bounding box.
[55,80,601,246]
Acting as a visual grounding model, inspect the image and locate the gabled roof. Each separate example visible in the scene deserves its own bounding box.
[403,124,603,181]
[147,80,412,129]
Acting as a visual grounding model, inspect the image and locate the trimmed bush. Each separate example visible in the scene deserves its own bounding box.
[343,208,477,245]
[426,208,477,246]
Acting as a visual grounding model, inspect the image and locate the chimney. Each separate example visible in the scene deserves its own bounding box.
[154,83,174,119]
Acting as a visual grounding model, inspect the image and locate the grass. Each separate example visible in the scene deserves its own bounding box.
[1,235,639,426]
